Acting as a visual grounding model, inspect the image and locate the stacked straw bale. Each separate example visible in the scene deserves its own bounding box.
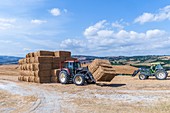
[88,59,116,82]
[18,50,76,83]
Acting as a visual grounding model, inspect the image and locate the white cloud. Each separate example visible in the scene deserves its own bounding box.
[50,8,61,16]
[31,19,47,24]
[0,18,16,23]
[62,20,169,55]
[23,48,31,51]
[0,18,16,30]
[84,20,107,37]
[134,5,170,24]
[112,22,124,29]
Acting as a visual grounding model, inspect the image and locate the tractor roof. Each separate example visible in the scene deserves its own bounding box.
[151,62,161,65]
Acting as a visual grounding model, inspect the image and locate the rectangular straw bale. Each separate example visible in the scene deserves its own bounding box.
[23,58,27,64]
[29,64,33,71]
[52,62,65,69]
[34,70,51,77]
[30,57,35,63]
[26,58,30,63]
[20,71,34,76]
[28,76,34,82]
[34,56,53,63]
[30,52,34,57]
[53,57,63,63]
[23,76,29,82]
[54,51,71,57]
[34,50,54,57]
[26,64,30,70]
[93,66,116,82]
[51,69,60,77]
[33,63,52,71]
[34,77,51,83]
[22,64,27,70]
[18,59,24,65]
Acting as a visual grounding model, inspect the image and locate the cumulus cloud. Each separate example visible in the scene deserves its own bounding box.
[112,22,124,29]
[134,5,170,24]
[62,20,169,55]
[60,39,86,53]
[50,8,61,16]
[31,19,47,24]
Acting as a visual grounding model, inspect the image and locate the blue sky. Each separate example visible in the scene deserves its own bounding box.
[0,0,170,56]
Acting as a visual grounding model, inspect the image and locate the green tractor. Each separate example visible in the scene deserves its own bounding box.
[132,62,168,80]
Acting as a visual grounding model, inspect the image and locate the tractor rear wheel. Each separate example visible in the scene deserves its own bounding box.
[59,71,70,84]
[155,70,167,80]
[139,74,147,80]
[73,74,85,86]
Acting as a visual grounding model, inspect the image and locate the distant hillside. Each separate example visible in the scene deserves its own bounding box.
[0,56,22,65]
[73,55,170,68]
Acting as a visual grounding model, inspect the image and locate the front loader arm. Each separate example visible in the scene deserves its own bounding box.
[132,69,141,77]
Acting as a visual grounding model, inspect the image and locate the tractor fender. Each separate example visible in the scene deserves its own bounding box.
[61,68,70,75]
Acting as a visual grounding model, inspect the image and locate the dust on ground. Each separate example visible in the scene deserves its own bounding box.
[0,65,170,113]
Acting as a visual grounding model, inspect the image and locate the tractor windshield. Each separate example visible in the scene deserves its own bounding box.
[74,62,81,69]
[155,64,163,70]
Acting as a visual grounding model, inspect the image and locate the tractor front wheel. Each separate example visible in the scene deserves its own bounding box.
[73,74,85,86]
[139,74,147,80]
[59,71,70,84]
[155,70,167,80]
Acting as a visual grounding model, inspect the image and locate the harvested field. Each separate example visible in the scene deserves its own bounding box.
[1,65,170,113]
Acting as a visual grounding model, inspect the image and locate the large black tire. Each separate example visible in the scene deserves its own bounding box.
[139,74,147,80]
[155,70,167,80]
[73,74,85,86]
[59,71,70,84]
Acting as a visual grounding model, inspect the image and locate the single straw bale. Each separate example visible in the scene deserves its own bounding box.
[34,50,54,57]
[34,70,51,77]
[54,51,71,57]
[33,63,52,71]
[28,76,34,82]
[23,58,27,64]
[34,56,53,63]
[18,59,24,65]
[29,64,33,71]
[23,76,29,82]
[20,71,34,76]
[93,66,116,82]
[26,58,30,64]
[30,57,35,63]
[30,52,34,57]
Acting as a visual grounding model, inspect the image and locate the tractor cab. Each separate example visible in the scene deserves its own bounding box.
[150,63,163,73]
[63,60,81,75]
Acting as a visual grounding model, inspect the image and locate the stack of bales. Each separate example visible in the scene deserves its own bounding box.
[18,50,76,83]
[88,59,116,82]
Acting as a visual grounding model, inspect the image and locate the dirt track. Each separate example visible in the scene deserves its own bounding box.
[1,65,170,113]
